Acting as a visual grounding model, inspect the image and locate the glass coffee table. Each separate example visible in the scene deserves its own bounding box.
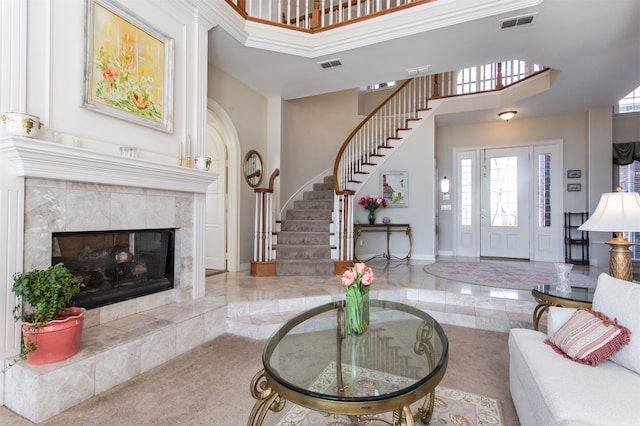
[531,285,595,330]
[248,299,448,426]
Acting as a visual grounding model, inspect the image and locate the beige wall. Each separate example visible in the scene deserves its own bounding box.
[281,89,362,203]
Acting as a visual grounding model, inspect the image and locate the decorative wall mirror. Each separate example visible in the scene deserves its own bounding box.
[243,150,264,188]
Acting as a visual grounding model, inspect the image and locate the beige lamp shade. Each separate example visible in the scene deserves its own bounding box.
[578,191,640,232]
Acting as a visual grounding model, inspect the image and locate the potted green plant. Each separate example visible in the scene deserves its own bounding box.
[12,262,86,364]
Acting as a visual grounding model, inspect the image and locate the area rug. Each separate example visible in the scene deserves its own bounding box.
[275,362,504,426]
[423,261,597,290]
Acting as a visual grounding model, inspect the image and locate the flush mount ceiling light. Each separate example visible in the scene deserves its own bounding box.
[498,111,517,122]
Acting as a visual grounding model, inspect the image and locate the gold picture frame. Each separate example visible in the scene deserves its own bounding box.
[83,0,174,133]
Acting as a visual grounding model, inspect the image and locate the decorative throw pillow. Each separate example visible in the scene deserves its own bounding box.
[545,308,631,367]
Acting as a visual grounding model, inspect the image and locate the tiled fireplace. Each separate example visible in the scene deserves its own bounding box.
[0,136,216,422]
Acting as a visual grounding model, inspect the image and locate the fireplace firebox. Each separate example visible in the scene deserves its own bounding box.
[52,229,175,310]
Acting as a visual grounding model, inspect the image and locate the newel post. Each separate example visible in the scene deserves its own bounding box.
[250,169,280,276]
[311,0,320,29]
[333,190,355,274]
[431,74,440,98]
[496,62,504,89]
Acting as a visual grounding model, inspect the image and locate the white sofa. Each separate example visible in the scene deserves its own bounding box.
[509,273,640,426]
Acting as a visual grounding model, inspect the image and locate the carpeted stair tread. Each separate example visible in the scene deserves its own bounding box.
[276,175,334,276]
[280,220,331,232]
[277,245,331,259]
[285,209,332,220]
[276,259,335,276]
[278,232,330,245]
[293,199,333,210]
[303,189,334,200]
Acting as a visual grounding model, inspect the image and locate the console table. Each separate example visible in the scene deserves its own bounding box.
[353,223,412,262]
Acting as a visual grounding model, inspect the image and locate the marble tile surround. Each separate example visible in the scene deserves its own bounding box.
[22,178,194,286]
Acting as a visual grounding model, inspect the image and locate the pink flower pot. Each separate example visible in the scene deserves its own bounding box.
[22,307,86,365]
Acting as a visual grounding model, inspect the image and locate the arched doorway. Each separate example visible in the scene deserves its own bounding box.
[206,100,241,272]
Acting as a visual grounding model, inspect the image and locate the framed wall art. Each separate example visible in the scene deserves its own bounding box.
[380,171,408,207]
[83,0,174,133]
[567,183,582,192]
[567,170,581,178]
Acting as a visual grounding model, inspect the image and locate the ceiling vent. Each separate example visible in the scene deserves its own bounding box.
[319,59,342,69]
[499,13,537,30]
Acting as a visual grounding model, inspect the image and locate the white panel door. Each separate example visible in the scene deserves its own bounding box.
[205,128,227,270]
[480,146,530,259]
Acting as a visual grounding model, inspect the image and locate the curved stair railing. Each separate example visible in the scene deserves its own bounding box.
[332,74,436,267]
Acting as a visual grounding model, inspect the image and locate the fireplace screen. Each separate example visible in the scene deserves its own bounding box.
[52,229,175,310]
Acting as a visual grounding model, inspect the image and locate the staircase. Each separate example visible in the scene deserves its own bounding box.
[276,175,335,276]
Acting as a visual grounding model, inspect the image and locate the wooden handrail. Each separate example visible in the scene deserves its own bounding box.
[332,79,413,195]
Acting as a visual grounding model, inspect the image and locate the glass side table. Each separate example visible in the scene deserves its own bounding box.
[531,285,595,330]
[248,299,448,426]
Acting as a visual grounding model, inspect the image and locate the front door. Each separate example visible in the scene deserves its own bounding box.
[480,146,530,259]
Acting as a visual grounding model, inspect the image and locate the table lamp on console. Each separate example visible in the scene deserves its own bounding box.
[578,188,640,282]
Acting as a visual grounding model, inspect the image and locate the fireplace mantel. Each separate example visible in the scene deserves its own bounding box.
[0,136,216,192]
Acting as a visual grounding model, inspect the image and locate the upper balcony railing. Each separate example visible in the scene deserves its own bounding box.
[227,0,435,32]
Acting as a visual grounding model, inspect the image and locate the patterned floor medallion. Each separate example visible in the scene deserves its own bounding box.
[275,362,504,426]
[424,261,597,290]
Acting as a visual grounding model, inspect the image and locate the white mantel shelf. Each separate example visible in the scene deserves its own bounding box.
[0,136,217,193]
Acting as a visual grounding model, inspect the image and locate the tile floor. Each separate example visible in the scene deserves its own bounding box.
[1,257,605,423]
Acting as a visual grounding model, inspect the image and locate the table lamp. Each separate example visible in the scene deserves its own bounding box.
[578,188,640,281]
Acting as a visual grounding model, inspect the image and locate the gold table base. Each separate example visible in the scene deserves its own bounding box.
[247,368,436,426]
[531,288,593,331]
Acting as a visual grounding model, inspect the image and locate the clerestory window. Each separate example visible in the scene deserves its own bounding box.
[616,85,640,114]
[456,60,544,94]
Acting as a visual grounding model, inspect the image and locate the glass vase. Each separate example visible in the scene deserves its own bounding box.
[368,210,376,224]
[554,262,573,293]
[346,289,370,335]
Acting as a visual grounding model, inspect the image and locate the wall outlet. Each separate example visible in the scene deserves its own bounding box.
[359,240,364,246]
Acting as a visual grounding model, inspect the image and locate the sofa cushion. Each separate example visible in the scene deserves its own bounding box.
[545,308,630,366]
[592,273,640,374]
[546,306,577,337]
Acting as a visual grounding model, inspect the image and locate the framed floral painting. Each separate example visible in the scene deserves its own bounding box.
[83,0,174,133]
[380,171,408,207]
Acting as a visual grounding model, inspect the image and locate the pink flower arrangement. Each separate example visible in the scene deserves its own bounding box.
[341,262,374,288]
[358,195,387,212]
[341,262,373,334]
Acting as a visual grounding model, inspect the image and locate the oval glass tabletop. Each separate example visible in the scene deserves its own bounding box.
[262,299,448,406]
[532,285,595,303]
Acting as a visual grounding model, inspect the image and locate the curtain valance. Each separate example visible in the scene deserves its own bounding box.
[613,142,640,165]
